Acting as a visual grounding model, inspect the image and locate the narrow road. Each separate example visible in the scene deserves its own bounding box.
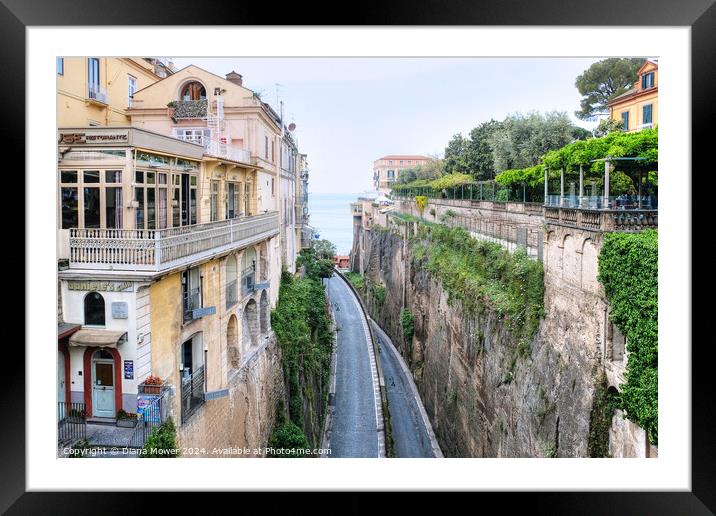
[325,275,381,458]
[372,321,440,458]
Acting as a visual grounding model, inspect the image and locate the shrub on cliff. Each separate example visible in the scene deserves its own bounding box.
[400,309,415,344]
[266,422,310,458]
[411,223,544,339]
[598,229,658,445]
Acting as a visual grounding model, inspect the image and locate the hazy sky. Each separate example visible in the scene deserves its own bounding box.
[172,57,601,194]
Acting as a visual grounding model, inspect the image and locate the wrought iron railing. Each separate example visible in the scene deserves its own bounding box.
[58,402,86,444]
[241,269,255,296]
[129,392,167,448]
[181,365,205,424]
[87,83,107,104]
[68,212,279,272]
[183,287,201,322]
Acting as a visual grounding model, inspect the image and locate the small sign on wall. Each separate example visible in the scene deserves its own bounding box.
[124,360,134,380]
[112,302,128,319]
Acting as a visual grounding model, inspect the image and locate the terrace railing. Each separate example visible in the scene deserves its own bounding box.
[68,212,279,273]
[544,207,658,232]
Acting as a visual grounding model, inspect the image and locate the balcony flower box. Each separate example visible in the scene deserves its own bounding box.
[139,375,163,394]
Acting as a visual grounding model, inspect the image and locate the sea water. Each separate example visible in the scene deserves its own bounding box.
[307,192,359,256]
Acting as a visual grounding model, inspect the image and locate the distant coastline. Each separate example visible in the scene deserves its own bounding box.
[307,192,363,255]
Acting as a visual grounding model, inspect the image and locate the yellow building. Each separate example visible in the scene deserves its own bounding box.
[57,57,174,127]
[608,59,658,132]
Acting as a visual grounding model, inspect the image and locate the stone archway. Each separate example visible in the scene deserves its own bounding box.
[259,290,270,334]
[227,314,239,369]
[242,299,259,350]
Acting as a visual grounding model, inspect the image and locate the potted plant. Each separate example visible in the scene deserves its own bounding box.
[167,101,177,121]
[142,375,163,394]
[116,409,138,428]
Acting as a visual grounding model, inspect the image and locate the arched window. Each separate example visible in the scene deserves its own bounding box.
[84,291,105,326]
[180,81,206,101]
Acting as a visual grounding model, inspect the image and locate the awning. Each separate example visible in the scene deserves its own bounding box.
[69,329,127,348]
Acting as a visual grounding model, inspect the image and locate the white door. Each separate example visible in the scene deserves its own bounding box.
[92,353,115,418]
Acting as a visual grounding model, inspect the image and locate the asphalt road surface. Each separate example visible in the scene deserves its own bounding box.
[326,275,381,458]
[371,321,436,458]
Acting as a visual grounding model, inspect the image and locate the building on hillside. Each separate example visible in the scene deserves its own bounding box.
[607,59,658,132]
[56,61,301,453]
[373,155,431,193]
[279,126,299,271]
[57,57,174,127]
[295,153,312,249]
[56,126,279,431]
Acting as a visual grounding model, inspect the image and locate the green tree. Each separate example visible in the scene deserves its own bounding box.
[444,133,470,173]
[593,117,624,137]
[488,111,587,173]
[574,58,644,120]
[312,239,336,260]
[465,119,503,180]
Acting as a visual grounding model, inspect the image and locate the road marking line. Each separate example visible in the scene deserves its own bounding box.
[345,281,385,458]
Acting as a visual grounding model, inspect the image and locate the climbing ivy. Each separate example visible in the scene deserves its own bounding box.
[597,229,658,445]
[368,280,387,307]
[400,309,415,344]
[410,222,544,340]
[271,262,334,451]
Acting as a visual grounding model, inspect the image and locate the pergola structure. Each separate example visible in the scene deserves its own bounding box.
[544,157,657,210]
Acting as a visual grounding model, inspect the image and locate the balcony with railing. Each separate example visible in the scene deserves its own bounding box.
[173,132,252,164]
[66,212,279,275]
[204,140,252,164]
[180,365,205,424]
[241,268,256,296]
[87,83,107,105]
[172,99,208,119]
[183,286,202,323]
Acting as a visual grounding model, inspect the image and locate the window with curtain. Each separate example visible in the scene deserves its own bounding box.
[621,111,629,131]
[641,72,654,89]
[180,81,206,101]
[87,58,100,98]
[642,104,653,125]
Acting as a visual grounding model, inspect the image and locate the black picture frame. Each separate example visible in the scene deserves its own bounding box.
[7,0,710,511]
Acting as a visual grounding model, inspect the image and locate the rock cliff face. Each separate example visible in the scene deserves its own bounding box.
[357,225,605,457]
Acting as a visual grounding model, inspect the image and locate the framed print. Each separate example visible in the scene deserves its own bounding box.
[6,0,712,511]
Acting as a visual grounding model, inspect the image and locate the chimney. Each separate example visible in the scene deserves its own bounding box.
[226,71,243,86]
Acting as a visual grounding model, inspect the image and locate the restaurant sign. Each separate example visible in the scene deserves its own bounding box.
[59,130,130,145]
